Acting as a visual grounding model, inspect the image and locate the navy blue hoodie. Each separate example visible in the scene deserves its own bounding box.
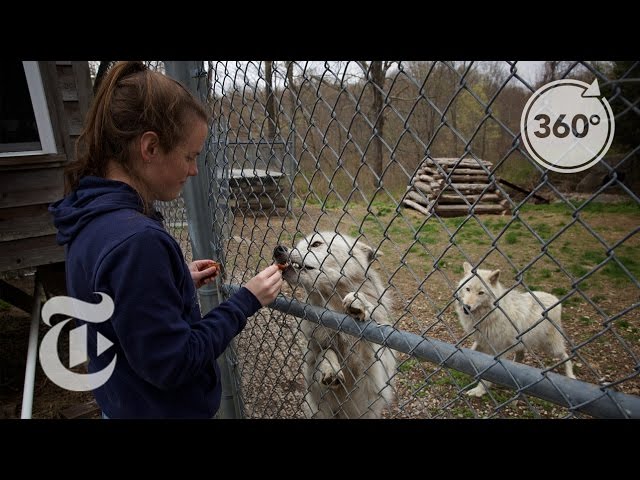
[49,176,261,418]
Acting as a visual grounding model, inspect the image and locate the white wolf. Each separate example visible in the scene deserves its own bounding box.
[455,261,575,397]
[273,232,396,418]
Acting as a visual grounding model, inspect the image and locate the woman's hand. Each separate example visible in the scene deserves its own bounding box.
[244,264,283,306]
[189,260,220,289]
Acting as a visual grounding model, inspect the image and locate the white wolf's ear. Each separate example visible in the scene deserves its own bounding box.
[463,262,472,275]
[356,241,379,263]
[488,269,500,285]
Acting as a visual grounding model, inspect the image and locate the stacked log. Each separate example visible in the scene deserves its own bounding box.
[228,168,288,210]
[403,157,510,217]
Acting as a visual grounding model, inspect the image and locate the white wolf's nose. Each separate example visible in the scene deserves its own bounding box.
[273,245,289,264]
[463,304,471,315]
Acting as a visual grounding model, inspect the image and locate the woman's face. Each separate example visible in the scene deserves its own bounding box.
[144,117,208,202]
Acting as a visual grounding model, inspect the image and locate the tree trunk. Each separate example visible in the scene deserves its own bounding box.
[93,61,113,94]
[370,61,385,188]
[264,61,277,140]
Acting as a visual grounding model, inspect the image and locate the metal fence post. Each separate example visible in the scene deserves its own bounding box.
[164,61,241,419]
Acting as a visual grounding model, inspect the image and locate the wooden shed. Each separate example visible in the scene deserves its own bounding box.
[1,61,92,307]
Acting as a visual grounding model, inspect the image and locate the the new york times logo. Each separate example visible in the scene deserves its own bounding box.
[39,293,117,391]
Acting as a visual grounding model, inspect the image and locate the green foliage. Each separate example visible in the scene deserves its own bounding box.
[398,358,419,373]
[505,231,519,244]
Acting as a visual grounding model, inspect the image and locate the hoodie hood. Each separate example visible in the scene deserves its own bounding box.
[49,176,148,246]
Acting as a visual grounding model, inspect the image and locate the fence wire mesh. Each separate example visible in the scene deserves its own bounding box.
[154,60,639,419]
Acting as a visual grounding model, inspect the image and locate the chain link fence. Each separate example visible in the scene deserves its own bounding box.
[155,61,639,418]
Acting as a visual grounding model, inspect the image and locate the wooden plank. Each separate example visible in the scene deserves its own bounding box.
[402,199,432,216]
[229,198,288,209]
[56,64,77,102]
[0,167,64,208]
[446,175,491,183]
[442,184,496,194]
[0,234,64,272]
[64,101,84,136]
[437,193,502,204]
[413,180,441,192]
[423,167,490,176]
[417,174,439,183]
[229,181,279,191]
[72,61,93,120]
[0,153,67,169]
[424,158,492,168]
[0,204,57,241]
[413,185,434,195]
[406,190,431,206]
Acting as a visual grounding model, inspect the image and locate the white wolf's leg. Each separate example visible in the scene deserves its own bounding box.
[316,349,345,389]
[562,352,576,379]
[466,342,492,398]
[342,292,374,321]
[302,391,319,418]
[466,382,488,398]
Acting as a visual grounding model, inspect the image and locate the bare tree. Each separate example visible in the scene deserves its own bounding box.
[264,61,277,141]
[356,61,396,188]
[93,61,114,94]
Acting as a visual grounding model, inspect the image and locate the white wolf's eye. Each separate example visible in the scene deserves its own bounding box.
[310,241,322,248]
[466,287,470,292]
[478,291,484,295]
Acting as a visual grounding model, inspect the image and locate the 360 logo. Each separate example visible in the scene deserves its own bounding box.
[39,293,117,391]
[520,79,615,173]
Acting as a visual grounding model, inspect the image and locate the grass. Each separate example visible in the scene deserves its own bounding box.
[433,369,475,389]
[580,316,593,325]
[532,223,553,241]
[551,287,568,297]
[0,299,11,311]
[505,231,519,244]
[521,200,639,215]
[319,199,640,298]
[603,256,640,283]
[398,358,419,373]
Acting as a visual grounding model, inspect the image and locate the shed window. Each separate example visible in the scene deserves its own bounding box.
[0,61,57,157]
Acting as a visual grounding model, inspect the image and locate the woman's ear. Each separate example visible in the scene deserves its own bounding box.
[140,131,160,163]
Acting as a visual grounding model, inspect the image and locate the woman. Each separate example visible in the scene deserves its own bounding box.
[49,61,282,418]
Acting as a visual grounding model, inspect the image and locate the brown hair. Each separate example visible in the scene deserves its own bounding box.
[65,61,210,197]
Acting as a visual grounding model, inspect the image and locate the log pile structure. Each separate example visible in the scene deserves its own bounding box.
[228,168,288,210]
[403,157,511,217]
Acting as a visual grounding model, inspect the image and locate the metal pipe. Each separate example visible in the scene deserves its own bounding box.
[165,61,240,419]
[21,280,44,419]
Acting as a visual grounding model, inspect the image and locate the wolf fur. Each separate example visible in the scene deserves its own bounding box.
[273,231,396,418]
[455,261,575,397]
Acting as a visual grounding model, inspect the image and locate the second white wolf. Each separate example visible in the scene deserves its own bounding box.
[455,261,575,397]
